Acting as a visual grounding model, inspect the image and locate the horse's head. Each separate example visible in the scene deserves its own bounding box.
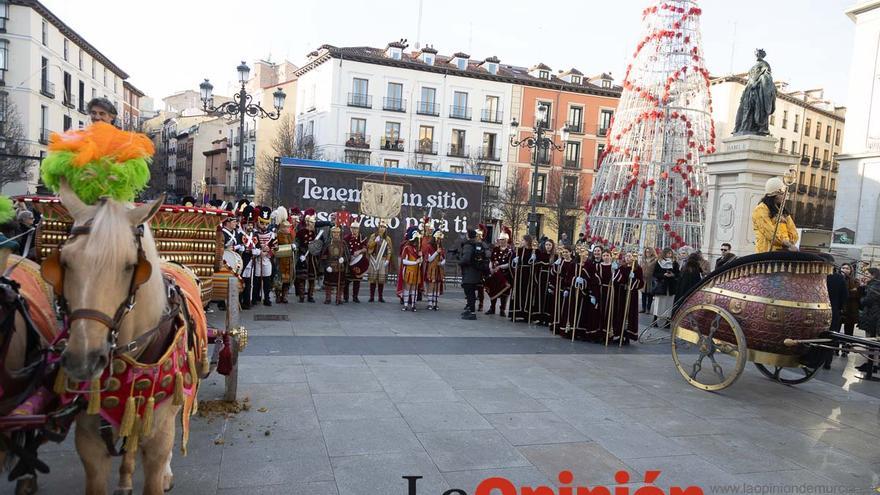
[46,180,164,382]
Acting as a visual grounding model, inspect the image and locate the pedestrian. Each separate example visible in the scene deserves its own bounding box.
[87,97,118,126]
[840,263,861,356]
[651,247,680,327]
[460,228,489,320]
[857,267,880,373]
[715,243,736,270]
[640,247,658,313]
[576,233,586,248]
[558,232,569,248]
[821,254,848,369]
[675,252,704,305]
[694,250,710,275]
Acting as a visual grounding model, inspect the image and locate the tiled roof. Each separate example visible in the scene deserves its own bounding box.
[560,68,584,77]
[452,52,471,59]
[295,45,622,97]
[484,56,501,64]
[530,63,552,71]
[419,46,438,54]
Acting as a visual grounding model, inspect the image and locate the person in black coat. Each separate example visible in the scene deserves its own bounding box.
[675,252,704,305]
[857,267,880,373]
[651,247,680,326]
[459,228,489,320]
[819,254,847,369]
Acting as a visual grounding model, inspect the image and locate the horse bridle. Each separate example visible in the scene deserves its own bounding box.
[41,222,153,352]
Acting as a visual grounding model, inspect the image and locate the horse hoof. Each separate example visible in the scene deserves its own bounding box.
[112,489,133,495]
[15,478,38,495]
[164,478,174,492]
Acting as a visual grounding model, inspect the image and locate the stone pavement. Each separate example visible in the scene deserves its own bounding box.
[8,295,880,494]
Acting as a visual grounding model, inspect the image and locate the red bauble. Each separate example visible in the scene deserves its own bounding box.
[660,172,669,179]
[663,213,670,220]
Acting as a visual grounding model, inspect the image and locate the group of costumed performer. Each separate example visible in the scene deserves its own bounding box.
[503,238,643,345]
[396,216,447,311]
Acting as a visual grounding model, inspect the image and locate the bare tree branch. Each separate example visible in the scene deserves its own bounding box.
[496,169,530,240]
[0,99,33,191]
[255,115,321,205]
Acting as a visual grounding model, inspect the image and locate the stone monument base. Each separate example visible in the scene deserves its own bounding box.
[700,134,798,263]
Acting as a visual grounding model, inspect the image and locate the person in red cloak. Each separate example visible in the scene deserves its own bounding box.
[424,230,446,310]
[398,226,423,311]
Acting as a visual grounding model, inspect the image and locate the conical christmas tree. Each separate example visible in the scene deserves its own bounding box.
[585,0,716,252]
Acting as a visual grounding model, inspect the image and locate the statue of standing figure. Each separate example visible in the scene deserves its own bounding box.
[733,49,777,136]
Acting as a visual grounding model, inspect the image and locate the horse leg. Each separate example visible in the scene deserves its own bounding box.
[112,447,138,495]
[75,415,112,495]
[139,405,177,495]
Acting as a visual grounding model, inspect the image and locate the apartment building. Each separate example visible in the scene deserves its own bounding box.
[1,0,130,194]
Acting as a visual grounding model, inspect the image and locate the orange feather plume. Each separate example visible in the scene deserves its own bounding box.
[48,122,155,168]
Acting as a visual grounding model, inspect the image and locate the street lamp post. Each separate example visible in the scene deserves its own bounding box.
[509,104,569,238]
[199,61,286,198]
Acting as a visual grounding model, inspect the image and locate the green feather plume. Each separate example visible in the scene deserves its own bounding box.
[0,196,14,224]
[40,152,151,205]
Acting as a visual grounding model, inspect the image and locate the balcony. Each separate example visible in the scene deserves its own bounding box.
[447,144,469,158]
[226,140,232,148]
[345,133,370,149]
[248,129,256,139]
[38,128,50,145]
[811,158,820,168]
[821,161,830,171]
[564,158,581,169]
[225,160,232,171]
[449,105,472,120]
[62,91,74,109]
[347,93,372,108]
[480,109,503,124]
[414,140,438,155]
[800,156,809,166]
[830,190,837,199]
[234,136,241,146]
[819,187,828,198]
[597,127,609,137]
[243,157,255,166]
[380,137,405,152]
[478,146,501,161]
[808,186,818,196]
[40,80,55,99]
[485,185,500,199]
[383,97,407,112]
[416,101,439,116]
[565,121,584,134]
[832,161,839,173]
[797,184,807,194]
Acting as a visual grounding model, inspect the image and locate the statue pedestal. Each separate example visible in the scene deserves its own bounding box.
[700,134,798,263]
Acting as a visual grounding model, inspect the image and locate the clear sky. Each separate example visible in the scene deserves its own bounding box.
[42,0,855,108]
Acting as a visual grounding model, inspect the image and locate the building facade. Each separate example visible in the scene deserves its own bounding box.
[1,0,128,194]
[833,1,880,250]
[292,41,620,237]
[203,138,228,201]
[711,76,845,229]
[509,69,621,241]
[121,80,143,131]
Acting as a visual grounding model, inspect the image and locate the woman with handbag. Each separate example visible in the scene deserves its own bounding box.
[651,247,680,328]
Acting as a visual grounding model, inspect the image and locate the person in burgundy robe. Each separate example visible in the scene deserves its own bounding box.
[509,235,536,323]
[549,245,577,337]
[533,239,556,325]
[593,250,617,344]
[611,252,645,345]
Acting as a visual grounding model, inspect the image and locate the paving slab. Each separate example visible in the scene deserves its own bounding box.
[518,441,631,486]
[397,401,493,432]
[417,429,531,472]
[321,417,425,457]
[484,411,590,445]
[331,452,449,495]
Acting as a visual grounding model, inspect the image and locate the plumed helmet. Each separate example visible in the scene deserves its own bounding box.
[765,177,786,196]
[236,199,249,213]
[433,230,444,240]
[241,205,254,223]
[406,226,421,242]
[498,225,511,241]
[304,208,316,217]
[350,219,361,229]
[477,223,487,239]
[181,196,196,207]
[378,219,388,228]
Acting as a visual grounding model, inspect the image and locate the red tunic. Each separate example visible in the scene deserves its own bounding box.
[398,243,423,288]
[549,258,577,335]
[345,233,368,280]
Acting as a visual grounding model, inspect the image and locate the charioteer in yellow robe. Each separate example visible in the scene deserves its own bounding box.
[752,177,798,253]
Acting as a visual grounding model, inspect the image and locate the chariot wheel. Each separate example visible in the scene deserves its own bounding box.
[671,303,747,391]
[754,363,820,385]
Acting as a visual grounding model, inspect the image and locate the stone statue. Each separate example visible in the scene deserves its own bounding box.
[733,49,777,136]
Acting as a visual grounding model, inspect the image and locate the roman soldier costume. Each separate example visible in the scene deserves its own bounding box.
[485,226,513,316]
[399,226,423,311]
[321,224,349,304]
[295,209,321,302]
[424,230,446,310]
[344,220,369,303]
[418,216,434,302]
[367,220,393,302]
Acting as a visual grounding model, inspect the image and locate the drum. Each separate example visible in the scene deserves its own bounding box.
[308,238,324,256]
[222,250,243,274]
[349,253,369,277]
[276,244,295,259]
[484,270,511,299]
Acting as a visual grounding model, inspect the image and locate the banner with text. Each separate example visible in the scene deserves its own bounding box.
[279,158,485,251]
